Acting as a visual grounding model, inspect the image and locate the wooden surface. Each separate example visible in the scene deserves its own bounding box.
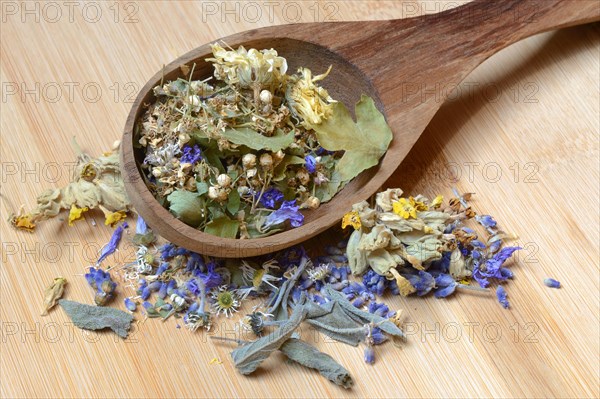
[1,1,599,397]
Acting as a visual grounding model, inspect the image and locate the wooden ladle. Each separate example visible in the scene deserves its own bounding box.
[121,0,599,258]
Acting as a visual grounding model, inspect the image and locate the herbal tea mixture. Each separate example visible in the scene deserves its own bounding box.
[9,140,559,389]
[135,44,392,238]
[9,43,558,388]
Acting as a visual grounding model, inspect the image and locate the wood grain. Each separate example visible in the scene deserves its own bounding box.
[1,1,598,398]
[121,0,600,257]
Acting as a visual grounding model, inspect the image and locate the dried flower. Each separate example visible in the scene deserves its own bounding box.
[85,267,117,306]
[341,211,361,230]
[263,200,304,228]
[210,285,240,317]
[496,285,509,309]
[543,278,561,288]
[41,277,67,315]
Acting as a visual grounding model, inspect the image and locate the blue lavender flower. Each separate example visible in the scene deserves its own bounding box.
[276,246,307,269]
[496,285,509,309]
[97,222,128,264]
[85,267,117,306]
[370,327,387,345]
[135,215,148,235]
[304,155,317,173]
[196,263,222,289]
[543,278,561,288]
[124,297,137,312]
[434,273,457,298]
[185,252,205,273]
[258,187,284,209]
[403,271,435,296]
[264,200,304,228]
[160,243,189,260]
[180,144,202,164]
[363,270,386,296]
[155,262,169,276]
[368,302,390,317]
[477,215,497,229]
[158,282,168,299]
[364,346,375,364]
[473,246,521,287]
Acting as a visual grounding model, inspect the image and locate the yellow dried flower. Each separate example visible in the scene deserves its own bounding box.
[287,66,335,127]
[387,268,416,296]
[68,204,88,226]
[409,196,428,211]
[392,198,417,219]
[103,209,127,227]
[41,277,67,316]
[208,44,288,89]
[430,195,443,209]
[341,211,361,230]
[9,208,36,232]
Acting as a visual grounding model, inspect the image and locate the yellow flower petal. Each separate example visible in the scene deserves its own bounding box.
[392,198,417,219]
[409,196,428,211]
[68,204,88,226]
[430,195,443,209]
[104,210,127,227]
[12,214,36,232]
[387,268,416,296]
[341,211,361,230]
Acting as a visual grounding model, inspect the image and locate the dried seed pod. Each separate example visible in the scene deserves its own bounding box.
[297,169,310,185]
[259,153,273,170]
[242,154,257,169]
[259,89,273,104]
[217,174,232,188]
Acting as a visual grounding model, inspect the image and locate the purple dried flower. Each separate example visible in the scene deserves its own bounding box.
[364,346,375,364]
[496,285,509,309]
[180,144,202,164]
[258,187,284,209]
[124,297,137,312]
[85,267,117,305]
[97,222,128,264]
[264,200,304,228]
[543,278,561,288]
[304,155,317,173]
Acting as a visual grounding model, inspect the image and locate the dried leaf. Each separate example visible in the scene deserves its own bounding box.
[221,127,294,152]
[231,300,308,374]
[280,338,353,389]
[59,299,133,338]
[204,216,240,238]
[310,95,392,182]
[167,190,203,227]
[41,277,67,316]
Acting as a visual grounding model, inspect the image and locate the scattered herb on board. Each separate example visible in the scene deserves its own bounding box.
[136,44,392,238]
[41,277,67,316]
[12,136,532,387]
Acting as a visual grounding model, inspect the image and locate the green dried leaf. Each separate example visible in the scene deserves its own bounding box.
[231,301,308,374]
[310,95,392,182]
[280,338,353,389]
[204,216,239,238]
[41,277,67,316]
[59,299,134,338]
[221,127,294,152]
[314,170,344,203]
[167,190,203,227]
[226,188,241,215]
[273,155,305,181]
[196,181,209,196]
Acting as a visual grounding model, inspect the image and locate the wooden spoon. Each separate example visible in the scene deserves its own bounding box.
[121,0,599,258]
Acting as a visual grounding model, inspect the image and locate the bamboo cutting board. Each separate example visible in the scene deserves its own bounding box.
[1,1,598,398]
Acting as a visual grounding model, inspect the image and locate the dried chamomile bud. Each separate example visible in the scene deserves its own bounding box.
[41,277,67,316]
[296,169,310,185]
